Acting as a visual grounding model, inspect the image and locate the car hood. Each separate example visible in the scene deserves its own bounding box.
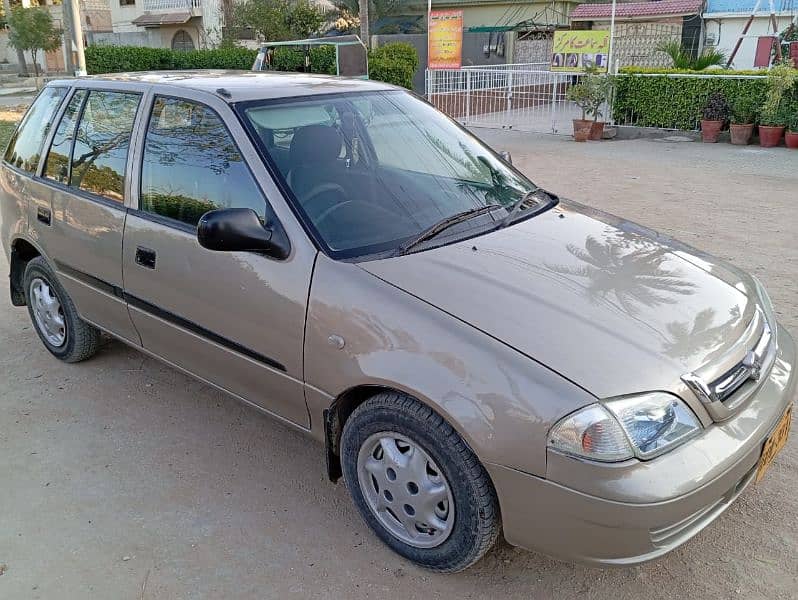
[359,200,758,398]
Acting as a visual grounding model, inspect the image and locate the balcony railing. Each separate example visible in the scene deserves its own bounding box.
[142,0,202,12]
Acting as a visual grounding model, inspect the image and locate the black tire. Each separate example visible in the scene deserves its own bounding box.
[23,256,101,363]
[341,391,500,573]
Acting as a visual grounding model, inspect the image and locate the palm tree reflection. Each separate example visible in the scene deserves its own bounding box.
[547,233,696,315]
[663,306,742,361]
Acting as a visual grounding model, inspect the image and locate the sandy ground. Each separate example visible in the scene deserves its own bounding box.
[0,131,796,599]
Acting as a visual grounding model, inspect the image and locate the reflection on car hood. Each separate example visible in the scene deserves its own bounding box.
[359,200,757,398]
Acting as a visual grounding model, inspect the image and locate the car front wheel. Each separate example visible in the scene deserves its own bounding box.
[340,391,500,572]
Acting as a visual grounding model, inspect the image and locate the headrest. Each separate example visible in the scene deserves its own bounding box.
[289,124,343,166]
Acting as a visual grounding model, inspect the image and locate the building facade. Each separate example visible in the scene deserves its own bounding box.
[704,0,797,69]
[569,0,704,68]
[95,0,223,49]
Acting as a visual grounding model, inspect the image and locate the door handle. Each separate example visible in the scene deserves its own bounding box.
[37,206,51,226]
[135,246,156,269]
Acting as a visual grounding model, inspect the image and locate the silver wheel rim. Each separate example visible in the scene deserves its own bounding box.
[356,432,454,548]
[30,277,67,348]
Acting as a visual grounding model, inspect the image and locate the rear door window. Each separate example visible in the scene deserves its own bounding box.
[69,90,140,202]
[139,96,267,227]
[4,87,68,173]
[43,89,88,184]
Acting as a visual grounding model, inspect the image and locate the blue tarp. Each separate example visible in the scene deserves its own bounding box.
[706,0,795,14]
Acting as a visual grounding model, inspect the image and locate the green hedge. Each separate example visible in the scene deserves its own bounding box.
[85,46,257,74]
[613,74,794,130]
[85,42,419,89]
[620,66,772,76]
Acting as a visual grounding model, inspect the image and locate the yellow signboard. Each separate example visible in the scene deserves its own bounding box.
[551,30,610,72]
[428,10,463,69]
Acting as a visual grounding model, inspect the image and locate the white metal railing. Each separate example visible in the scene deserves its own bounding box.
[142,0,201,12]
[428,68,771,134]
[426,67,584,134]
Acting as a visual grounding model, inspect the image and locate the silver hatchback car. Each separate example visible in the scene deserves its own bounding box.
[1,72,794,572]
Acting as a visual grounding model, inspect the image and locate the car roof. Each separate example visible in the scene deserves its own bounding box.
[46,70,398,103]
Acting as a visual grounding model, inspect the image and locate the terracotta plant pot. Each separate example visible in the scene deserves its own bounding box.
[785,131,798,149]
[589,121,605,141]
[573,119,591,142]
[729,123,754,146]
[759,125,785,148]
[700,119,723,143]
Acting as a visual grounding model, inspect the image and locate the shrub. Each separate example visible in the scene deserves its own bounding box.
[731,94,759,124]
[367,42,419,89]
[759,61,798,126]
[611,73,788,130]
[85,46,257,74]
[566,69,612,121]
[702,91,731,121]
[85,41,419,89]
[656,40,726,71]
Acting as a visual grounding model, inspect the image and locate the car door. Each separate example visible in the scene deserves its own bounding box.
[26,87,142,344]
[1,86,67,285]
[121,92,314,428]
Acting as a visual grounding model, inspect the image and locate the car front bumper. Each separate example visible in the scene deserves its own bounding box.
[486,325,796,566]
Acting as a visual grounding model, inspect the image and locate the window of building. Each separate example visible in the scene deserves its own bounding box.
[4,87,68,173]
[140,96,266,227]
[171,30,195,51]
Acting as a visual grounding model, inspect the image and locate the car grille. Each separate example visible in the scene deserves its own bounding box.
[711,317,774,404]
[682,308,777,417]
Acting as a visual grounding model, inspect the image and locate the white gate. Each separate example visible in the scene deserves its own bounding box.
[425,66,585,134]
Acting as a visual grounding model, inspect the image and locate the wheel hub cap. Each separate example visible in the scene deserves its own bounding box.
[30,277,66,347]
[356,432,454,548]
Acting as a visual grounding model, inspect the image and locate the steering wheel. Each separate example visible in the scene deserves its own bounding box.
[301,182,350,222]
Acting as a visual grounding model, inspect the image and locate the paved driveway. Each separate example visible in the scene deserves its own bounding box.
[1,132,796,599]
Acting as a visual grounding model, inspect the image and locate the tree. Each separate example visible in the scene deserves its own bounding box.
[7,7,62,77]
[2,0,29,76]
[359,0,368,47]
[229,0,325,43]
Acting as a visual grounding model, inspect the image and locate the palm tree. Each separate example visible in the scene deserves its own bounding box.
[359,0,368,46]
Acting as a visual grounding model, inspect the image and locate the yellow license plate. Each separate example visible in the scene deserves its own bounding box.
[756,406,792,483]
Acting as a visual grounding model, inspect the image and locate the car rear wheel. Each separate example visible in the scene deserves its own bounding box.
[24,257,101,363]
[340,391,500,572]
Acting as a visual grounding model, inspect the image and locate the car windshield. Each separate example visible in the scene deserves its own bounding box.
[242,90,550,259]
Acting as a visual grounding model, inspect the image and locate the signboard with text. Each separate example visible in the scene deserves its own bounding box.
[551,30,610,72]
[428,10,463,69]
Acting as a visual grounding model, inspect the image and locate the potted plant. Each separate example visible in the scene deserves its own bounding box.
[759,102,788,147]
[566,80,595,142]
[700,91,730,143]
[786,109,798,149]
[729,96,758,145]
[758,61,797,148]
[586,74,613,141]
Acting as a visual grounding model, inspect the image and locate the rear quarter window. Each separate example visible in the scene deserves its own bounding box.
[4,87,68,173]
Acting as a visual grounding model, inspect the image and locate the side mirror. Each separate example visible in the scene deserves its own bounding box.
[499,150,513,165]
[197,208,290,259]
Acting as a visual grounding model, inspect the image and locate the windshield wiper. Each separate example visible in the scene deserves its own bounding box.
[393,204,502,256]
[497,188,556,229]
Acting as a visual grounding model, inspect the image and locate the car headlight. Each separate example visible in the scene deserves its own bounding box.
[548,393,702,462]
